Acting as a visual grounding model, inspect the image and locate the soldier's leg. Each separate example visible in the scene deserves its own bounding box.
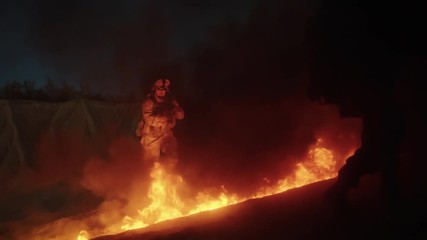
[142,136,161,163]
[160,132,179,169]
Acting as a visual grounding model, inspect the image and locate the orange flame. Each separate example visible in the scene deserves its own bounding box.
[84,137,347,238]
[253,138,338,198]
[77,230,89,240]
[120,162,240,232]
[16,138,353,240]
[121,161,185,230]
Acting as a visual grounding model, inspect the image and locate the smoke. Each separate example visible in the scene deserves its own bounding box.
[81,136,151,211]
[22,0,260,97]
[0,126,150,238]
[27,0,176,96]
[176,86,361,197]
[165,0,361,196]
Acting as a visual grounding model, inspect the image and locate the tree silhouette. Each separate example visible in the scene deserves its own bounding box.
[2,81,24,99]
[43,77,59,100]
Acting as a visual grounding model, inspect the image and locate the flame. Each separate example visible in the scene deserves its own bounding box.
[188,185,239,215]
[87,137,347,238]
[121,161,185,230]
[16,137,354,240]
[120,162,240,232]
[253,138,338,198]
[77,230,89,240]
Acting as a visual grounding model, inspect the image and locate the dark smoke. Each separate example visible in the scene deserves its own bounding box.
[176,89,360,197]
[29,0,176,96]
[25,0,260,98]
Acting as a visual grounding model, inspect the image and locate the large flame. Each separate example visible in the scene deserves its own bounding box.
[72,138,352,240]
[254,139,339,198]
[17,137,354,240]
[121,161,185,230]
[120,161,240,232]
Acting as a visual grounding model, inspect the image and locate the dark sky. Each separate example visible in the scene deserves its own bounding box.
[0,0,258,92]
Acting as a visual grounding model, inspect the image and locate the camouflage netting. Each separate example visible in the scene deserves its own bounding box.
[0,99,141,175]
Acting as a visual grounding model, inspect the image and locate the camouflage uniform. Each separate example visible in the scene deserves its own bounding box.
[136,79,185,165]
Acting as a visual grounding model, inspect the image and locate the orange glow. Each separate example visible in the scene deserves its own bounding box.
[17,137,355,240]
[120,162,240,232]
[188,185,239,215]
[121,161,185,230]
[78,138,349,239]
[253,138,338,198]
[77,230,89,240]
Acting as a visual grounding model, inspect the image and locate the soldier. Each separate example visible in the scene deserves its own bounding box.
[136,79,185,167]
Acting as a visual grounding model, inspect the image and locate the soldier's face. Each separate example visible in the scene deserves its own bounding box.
[155,88,166,97]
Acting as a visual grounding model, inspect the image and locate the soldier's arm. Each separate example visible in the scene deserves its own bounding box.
[172,100,185,120]
[142,99,156,125]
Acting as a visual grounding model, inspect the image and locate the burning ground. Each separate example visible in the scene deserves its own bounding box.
[89,176,407,240]
[0,92,361,239]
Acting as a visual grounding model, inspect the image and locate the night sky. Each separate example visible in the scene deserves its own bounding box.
[0,0,258,93]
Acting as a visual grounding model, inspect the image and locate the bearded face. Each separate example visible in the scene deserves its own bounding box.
[154,87,166,98]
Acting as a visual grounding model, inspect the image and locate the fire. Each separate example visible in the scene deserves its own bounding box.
[76,137,347,239]
[253,138,338,198]
[18,137,353,240]
[77,230,89,240]
[188,186,239,215]
[120,162,240,232]
[122,161,185,230]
